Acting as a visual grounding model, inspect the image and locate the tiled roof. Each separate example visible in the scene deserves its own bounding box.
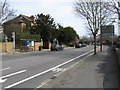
[19,14,33,21]
[4,14,34,24]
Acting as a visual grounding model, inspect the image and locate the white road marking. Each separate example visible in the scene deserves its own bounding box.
[0,67,11,72]
[1,70,26,79]
[0,78,7,83]
[5,50,93,89]
[35,52,94,89]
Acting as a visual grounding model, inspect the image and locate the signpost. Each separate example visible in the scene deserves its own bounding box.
[101,25,114,37]
[12,32,15,53]
[101,25,114,46]
[31,41,34,47]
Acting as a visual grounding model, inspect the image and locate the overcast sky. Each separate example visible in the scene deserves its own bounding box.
[7,0,118,37]
[7,0,88,37]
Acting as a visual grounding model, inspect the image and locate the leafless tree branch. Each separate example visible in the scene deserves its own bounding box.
[0,0,16,25]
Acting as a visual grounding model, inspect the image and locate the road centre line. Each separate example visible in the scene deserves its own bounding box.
[5,50,93,89]
[0,67,11,72]
[1,70,27,79]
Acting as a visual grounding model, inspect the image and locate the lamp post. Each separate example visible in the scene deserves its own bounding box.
[100,0,102,51]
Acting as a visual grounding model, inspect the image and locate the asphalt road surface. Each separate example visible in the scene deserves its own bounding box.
[1,46,94,89]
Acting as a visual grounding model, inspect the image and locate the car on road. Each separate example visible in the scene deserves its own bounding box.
[75,43,82,48]
[82,43,87,47]
[96,43,101,46]
[51,44,64,51]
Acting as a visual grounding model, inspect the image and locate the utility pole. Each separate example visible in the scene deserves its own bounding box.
[100,0,102,51]
[0,25,7,87]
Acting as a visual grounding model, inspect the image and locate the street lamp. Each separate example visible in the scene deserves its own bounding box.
[100,0,102,51]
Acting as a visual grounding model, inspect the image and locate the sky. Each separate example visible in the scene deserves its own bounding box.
[7,0,88,37]
[7,0,119,37]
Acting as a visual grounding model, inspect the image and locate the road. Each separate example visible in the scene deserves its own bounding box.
[1,46,94,89]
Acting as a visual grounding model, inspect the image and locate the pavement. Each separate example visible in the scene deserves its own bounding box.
[115,48,120,61]
[35,46,119,89]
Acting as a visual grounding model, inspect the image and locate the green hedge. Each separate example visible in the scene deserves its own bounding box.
[16,32,41,41]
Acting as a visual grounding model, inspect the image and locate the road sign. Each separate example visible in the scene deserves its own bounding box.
[31,41,34,46]
[26,41,30,46]
[101,25,114,37]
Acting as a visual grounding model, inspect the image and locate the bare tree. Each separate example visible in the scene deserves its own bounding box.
[104,0,120,19]
[74,0,112,54]
[0,0,16,25]
[104,0,120,36]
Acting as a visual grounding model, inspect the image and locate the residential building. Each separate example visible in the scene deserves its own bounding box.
[0,26,3,33]
[3,14,35,40]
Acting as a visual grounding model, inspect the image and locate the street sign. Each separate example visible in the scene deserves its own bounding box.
[26,41,30,46]
[101,25,114,37]
[31,41,34,46]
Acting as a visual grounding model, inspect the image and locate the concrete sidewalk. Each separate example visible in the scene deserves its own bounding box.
[38,46,119,88]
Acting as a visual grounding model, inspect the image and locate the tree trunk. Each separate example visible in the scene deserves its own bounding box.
[94,35,97,54]
[100,29,102,51]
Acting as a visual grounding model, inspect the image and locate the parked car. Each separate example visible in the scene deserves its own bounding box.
[82,43,87,47]
[96,43,101,46]
[75,43,82,48]
[51,44,64,51]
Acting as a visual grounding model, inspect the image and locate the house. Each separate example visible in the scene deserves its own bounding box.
[0,26,3,34]
[3,14,51,49]
[3,14,35,40]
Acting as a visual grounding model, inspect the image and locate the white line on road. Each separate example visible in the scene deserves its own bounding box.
[5,50,93,89]
[1,70,27,79]
[0,67,11,72]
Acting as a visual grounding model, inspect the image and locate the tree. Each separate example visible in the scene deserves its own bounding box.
[58,25,77,45]
[104,1,120,20]
[74,0,112,54]
[104,1,120,36]
[0,0,16,25]
[79,36,90,44]
[31,13,58,48]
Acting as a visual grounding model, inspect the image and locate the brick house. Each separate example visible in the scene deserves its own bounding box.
[3,14,35,40]
[3,14,51,49]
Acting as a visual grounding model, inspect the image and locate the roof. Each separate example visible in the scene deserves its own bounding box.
[3,14,34,24]
[19,14,32,21]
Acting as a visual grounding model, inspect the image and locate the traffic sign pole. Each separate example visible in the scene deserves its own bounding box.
[12,32,15,53]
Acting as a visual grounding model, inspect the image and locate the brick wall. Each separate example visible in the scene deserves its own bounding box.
[0,42,50,52]
[35,42,41,51]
